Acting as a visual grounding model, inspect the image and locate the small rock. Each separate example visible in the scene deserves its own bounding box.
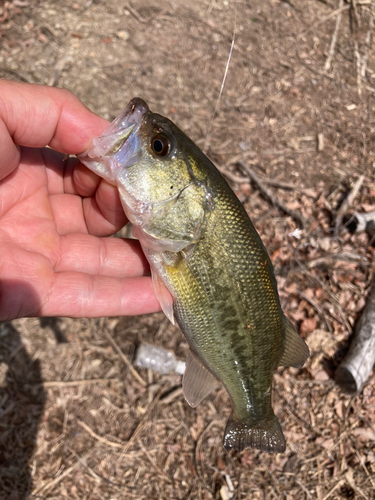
[318,237,331,252]
[23,19,34,31]
[117,30,130,40]
[313,369,329,381]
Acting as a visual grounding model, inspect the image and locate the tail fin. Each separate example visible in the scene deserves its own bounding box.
[223,413,286,453]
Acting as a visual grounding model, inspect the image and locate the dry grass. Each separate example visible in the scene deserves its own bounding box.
[1,0,375,498]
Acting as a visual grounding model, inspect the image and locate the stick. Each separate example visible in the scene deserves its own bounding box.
[218,166,297,190]
[324,0,344,72]
[237,160,307,227]
[295,260,352,331]
[304,252,368,268]
[30,378,120,388]
[354,40,362,96]
[77,419,124,448]
[335,278,375,393]
[103,330,147,387]
[32,456,86,496]
[361,11,373,82]
[314,3,349,27]
[297,289,333,332]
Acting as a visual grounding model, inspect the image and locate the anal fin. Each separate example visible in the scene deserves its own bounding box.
[279,316,309,368]
[182,351,217,408]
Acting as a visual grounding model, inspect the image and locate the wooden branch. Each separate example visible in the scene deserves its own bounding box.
[237,160,307,227]
[335,280,375,393]
[334,175,365,236]
[324,0,344,72]
[343,210,375,241]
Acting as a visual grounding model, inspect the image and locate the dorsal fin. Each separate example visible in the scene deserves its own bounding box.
[279,317,309,368]
[182,351,217,407]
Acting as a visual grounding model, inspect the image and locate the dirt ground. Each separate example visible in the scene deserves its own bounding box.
[1,0,375,498]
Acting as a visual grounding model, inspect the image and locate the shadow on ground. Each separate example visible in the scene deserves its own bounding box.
[0,321,45,499]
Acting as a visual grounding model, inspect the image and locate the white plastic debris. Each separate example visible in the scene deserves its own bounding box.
[220,485,234,500]
[288,228,303,239]
[135,342,185,375]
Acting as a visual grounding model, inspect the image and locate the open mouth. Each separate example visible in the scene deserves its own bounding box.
[78,98,149,183]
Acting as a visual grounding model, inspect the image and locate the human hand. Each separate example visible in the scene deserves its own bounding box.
[0,79,160,320]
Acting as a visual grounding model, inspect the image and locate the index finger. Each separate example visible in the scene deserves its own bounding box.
[0,79,108,180]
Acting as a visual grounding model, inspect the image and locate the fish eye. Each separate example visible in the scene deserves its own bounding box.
[151,134,171,157]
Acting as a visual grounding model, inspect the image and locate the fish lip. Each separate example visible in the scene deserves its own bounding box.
[78,97,149,181]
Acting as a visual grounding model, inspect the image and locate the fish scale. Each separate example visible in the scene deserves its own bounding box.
[79,97,309,454]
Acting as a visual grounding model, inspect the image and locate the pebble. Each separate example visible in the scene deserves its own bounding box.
[117,30,130,40]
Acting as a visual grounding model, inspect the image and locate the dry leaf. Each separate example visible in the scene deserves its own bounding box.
[352,427,375,441]
[300,318,318,335]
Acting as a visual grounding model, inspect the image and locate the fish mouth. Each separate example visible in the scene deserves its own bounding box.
[78,97,149,183]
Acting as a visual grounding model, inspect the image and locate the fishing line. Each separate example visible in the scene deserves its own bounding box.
[204,0,238,153]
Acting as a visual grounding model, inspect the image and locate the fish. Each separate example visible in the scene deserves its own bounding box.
[79,98,309,454]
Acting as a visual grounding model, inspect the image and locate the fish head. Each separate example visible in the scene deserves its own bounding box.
[79,98,214,250]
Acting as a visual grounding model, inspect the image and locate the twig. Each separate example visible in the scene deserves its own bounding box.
[321,478,346,500]
[237,160,307,227]
[267,180,299,190]
[315,3,349,26]
[217,167,249,184]
[32,378,120,388]
[138,439,172,483]
[126,2,147,23]
[296,480,314,500]
[218,165,298,190]
[349,0,360,32]
[67,446,101,483]
[314,0,335,7]
[345,468,369,500]
[297,54,335,81]
[103,329,147,386]
[0,68,30,83]
[297,289,333,332]
[303,252,369,268]
[361,11,373,83]
[195,420,224,479]
[122,391,162,453]
[204,0,237,152]
[159,386,183,404]
[355,450,375,489]
[48,56,73,87]
[354,40,363,95]
[324,0,344,72]
[32,455,88,496]
[295,260,352,331]
[77,419,125,449]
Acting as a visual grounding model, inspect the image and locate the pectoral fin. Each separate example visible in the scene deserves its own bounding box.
[183,351,217,407]
[151,270,175,325]
[279,317,309,368]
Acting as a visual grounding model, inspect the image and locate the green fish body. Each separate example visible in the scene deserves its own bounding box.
[79,98,309,453]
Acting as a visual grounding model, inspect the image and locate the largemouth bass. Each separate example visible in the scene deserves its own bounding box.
[79,98,309,453]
